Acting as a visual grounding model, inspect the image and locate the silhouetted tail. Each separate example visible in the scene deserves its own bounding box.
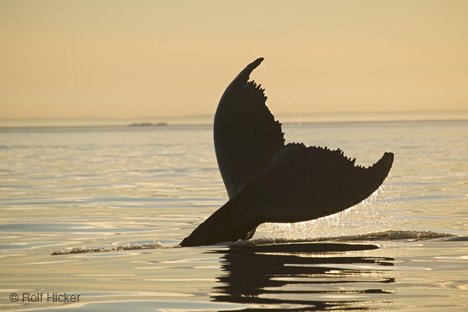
[180,58,395,247]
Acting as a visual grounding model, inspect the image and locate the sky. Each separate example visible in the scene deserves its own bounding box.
[1,0,467,125]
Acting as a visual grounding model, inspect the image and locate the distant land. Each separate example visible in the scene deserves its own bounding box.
[0,110,467,128]
[128,122,168,127]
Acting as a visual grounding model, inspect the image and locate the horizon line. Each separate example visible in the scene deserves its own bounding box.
[1,118,467,130]
[1,108,468,123]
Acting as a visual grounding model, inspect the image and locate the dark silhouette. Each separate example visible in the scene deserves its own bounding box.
[211,242,395,311]
[128,122,168,127]
[180,58,394,247]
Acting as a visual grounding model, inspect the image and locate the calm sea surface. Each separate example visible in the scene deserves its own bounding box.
[0,120,467,311]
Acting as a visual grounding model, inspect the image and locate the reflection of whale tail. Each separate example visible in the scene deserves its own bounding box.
[212,242,395,310]
[180,58,394,247]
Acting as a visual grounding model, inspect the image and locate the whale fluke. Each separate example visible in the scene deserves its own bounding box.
[214,57,284,199]
[180,58,394,247]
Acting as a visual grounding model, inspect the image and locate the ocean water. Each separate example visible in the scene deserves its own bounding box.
[0,120,467,311]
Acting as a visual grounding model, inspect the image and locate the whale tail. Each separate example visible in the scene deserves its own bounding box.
[180,58,394,247]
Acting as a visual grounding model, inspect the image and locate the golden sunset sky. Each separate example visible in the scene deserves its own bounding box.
[1,0,467,124]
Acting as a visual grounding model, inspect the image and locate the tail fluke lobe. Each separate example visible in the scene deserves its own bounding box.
[214,58,284,199]
[248,144,394,224]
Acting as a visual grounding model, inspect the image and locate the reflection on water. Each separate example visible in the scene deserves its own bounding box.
[212,242,394,311]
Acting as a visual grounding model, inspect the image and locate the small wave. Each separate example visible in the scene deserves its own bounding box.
[238,230,455,246]
[439,235,468,241]
[51,230,456,255]
[51,242,167,255]
[324,230,454,241]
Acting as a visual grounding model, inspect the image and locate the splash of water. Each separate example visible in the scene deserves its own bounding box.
[257,182,402,240]
[51,242,166,255]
